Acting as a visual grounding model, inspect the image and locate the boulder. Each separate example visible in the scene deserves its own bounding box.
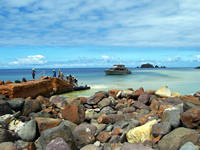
[15,140,36,150]
[158,127,199,150]
[183,101,200,110]
[49,96,67,109]
[138,94,150,104]
[62,120,77,131]
[22,100,42,116]
[0,100,13,116]
[35,123,76,150]
[126,120,158,143]
[85,109,99,120]
[121,90,134,98]
[80,144,101,150]
[155,86,171,97]
[62,103,85,124]
[180,95,200,105]
[0,128,15,142]
[98,98,111,109]
[179,142,198,150]
[96,131,111,143]
[108,89,120,98]
[87,91,108,105]
[121,143,153,150]
[100,106,116,114]
[180,108,200,128]
[35,117,62,133]
[8,98,25,111]
[18,120,36,142]
[97,114,124,124]
[46,137,71,150]
[29,111,54,118]
[132,87,145,98]
[0,77,73,99]
[133,101,149,110]
[72,123,97,149]
[152,122,171,137]
[0,142,17,150]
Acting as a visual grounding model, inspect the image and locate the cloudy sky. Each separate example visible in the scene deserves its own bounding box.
[0,0,200,68]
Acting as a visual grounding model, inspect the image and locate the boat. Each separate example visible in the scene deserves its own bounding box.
[73,85,90,91]
[104,64,132,75]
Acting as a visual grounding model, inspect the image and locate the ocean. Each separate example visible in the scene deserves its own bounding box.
[0,68,199,97]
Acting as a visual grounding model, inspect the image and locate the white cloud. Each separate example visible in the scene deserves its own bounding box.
[9,55,47,65]
[101,55,109,59]
[1,0,200,47]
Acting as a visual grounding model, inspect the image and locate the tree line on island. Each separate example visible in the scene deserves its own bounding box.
[136,63,166,68]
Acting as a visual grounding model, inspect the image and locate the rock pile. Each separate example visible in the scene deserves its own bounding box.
[0,86,200,150]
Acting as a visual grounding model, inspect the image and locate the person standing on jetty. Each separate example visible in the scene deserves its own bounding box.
[32,68,36,79]
[53,69,56,77]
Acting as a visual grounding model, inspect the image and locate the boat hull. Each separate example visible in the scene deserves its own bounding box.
[104,70,131,75]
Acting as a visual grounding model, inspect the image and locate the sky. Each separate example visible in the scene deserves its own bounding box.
[0,0,200,68]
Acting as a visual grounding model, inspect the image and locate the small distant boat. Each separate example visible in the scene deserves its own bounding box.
[73,85,90,91]
[104,64,132,75]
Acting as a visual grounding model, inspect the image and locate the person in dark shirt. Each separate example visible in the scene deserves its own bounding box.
[32,68,36,79]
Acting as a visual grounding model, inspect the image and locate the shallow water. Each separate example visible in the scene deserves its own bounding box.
[0,68,199,96]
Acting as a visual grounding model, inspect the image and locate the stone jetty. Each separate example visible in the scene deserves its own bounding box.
[0,77,73,99]
[0,86,200,150]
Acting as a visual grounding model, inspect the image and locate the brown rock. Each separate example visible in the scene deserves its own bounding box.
[0,77,73,99]
[108,89,120,98]
[0,128,15,143]
[87,91,108,105]
[145,89,155,95]
[121,107,135,113]
[97,114,124,124]
[181,108,200,128]
[112,128,122,135]
[180,95,200,105]
[22,100,42,116]
[0,142,17,150]
[0,80,5,85]
[132,87,145,98]
[35,117,62,133]
[150,99,160,111]
[77,97,88,104]
[138,112,155,125]
[62,103,85,124]
[97,131,111,143]
[36,95,49,104]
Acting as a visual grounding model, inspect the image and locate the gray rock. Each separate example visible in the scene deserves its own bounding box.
[100,106,116,114]
[35,123,76,150]
[46,137,71,150]
[133,101,149,110]
[15,140,30,150]
[158,127,199,150]
[165,97,183,105]
[62,120,77,132]
[95,124,107,136]
[8,98,25,111]
[161,107,180,128]
[18,120,36,142]
[106,125,114,132]
[29,111,54,118]
[87,91,108,105]
[80,144,101,150]
[22,100,42,116]
[121,143,153,150]
[152,122,171,137]
[73,123,97,149]
[49,96,67,109]
[98,98,111,109]
[109,135,120,143]
[0,142,17,150]
[0,100,13,116]
[179,142,198,150]
[138,94,150,104]
[183,101,200,111]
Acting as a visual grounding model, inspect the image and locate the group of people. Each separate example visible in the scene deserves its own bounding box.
[31,68,78,85]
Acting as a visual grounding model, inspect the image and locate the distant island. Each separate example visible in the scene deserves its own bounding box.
[195,66,200,69]
[137,63,166,68]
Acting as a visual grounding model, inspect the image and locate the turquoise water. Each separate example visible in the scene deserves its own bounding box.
[0,68,199,96]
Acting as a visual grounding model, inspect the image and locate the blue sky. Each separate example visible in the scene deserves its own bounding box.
[0,0,200,68]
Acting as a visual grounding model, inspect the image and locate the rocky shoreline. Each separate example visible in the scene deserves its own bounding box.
[0,86,200,150]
